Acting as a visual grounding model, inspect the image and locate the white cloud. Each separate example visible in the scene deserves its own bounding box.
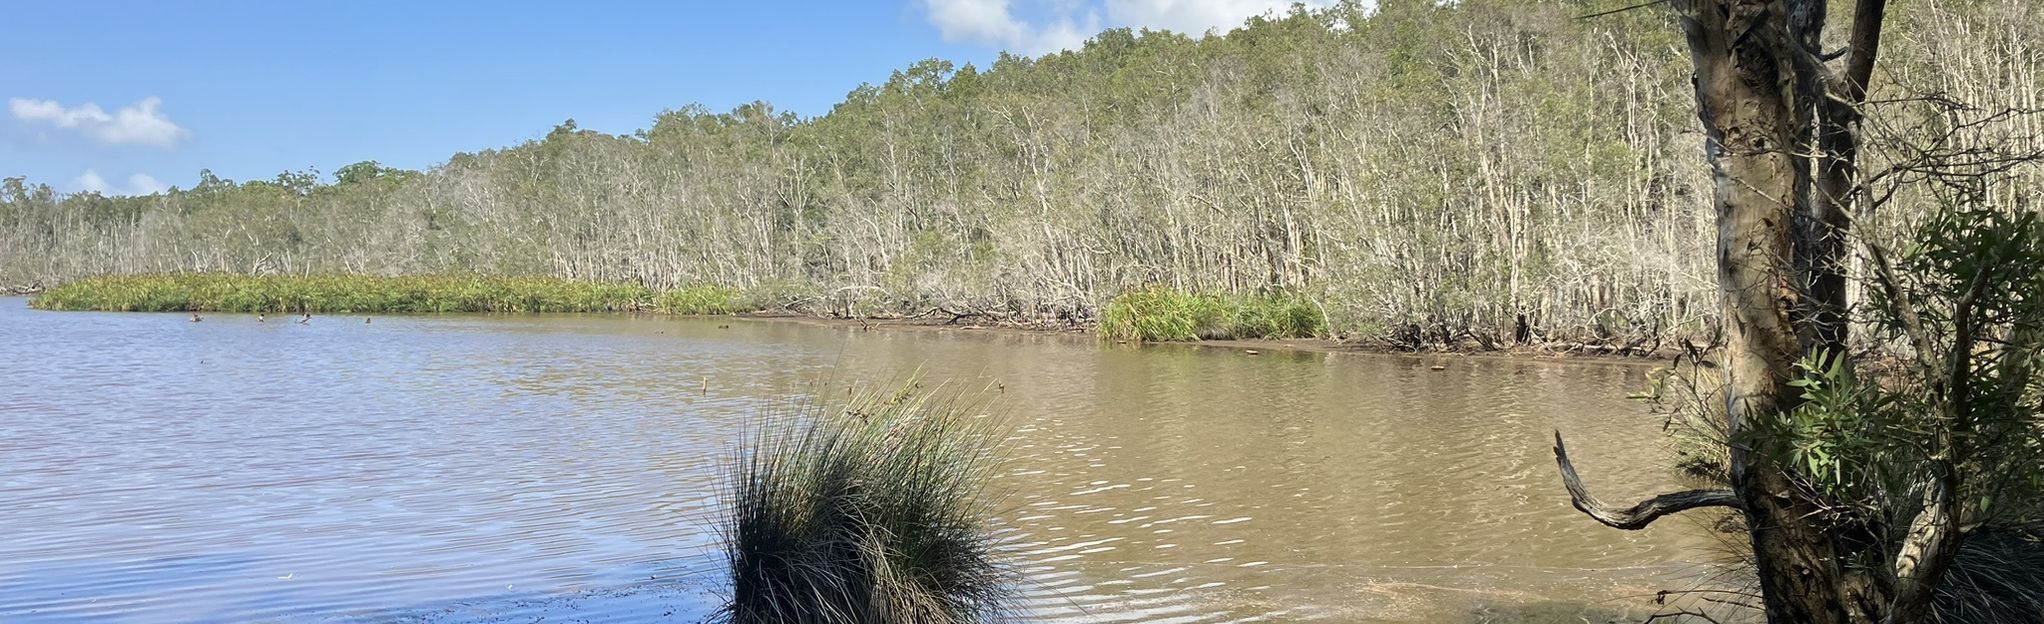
[9,96,189,147]
[1104,0,1327,36]
[924,0,1097,54]
[72,170,109,194]
[923,0,1335,54]
[70,169,167,196]
[127,173,166,195]
[927,0,1024,47]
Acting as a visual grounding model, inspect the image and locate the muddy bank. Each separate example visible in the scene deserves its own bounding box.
[718,310,1681,366]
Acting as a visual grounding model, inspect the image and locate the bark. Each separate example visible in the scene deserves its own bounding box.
[1802,0,1888,359]
[1677,1,1885,621]
[1886,263,1994,623]
[1888,476,1960,624]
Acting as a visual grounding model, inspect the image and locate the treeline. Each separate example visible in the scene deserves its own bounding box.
[4,0,2039,341]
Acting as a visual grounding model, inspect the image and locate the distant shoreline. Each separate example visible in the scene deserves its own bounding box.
[733,311,1675,365]
[21,273,1685,362]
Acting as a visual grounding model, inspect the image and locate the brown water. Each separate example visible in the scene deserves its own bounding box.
[0,299,1721,623]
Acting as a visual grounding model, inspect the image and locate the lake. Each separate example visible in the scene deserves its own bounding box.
[0,299,1719,622]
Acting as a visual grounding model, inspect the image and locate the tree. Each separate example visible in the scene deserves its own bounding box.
[2,1,2033,345]
[1555,2,2044,623]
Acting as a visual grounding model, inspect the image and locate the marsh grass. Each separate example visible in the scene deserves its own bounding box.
[1099,288,1324,342]
[656,284,749,315]
[34,275,1336,345]
[719,383,1014,624]
[28,274,770,315]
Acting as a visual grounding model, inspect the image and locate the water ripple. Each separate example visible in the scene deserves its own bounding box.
[0,301,1713,623]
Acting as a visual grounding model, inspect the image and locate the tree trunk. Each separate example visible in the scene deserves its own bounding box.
[1677,1,1885,621]
[1799,0,1886,359]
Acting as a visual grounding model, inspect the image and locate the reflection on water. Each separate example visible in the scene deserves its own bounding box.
[0,299,1714,622]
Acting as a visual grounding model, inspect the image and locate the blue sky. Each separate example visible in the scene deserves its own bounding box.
[2,0,1323,195]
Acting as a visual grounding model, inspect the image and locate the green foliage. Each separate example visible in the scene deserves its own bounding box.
[1744,207,2044,522]
[1643,204,2044,623]
[720,383,1013,624]
[1234,293,1328,340]
[1099,289,1229,341]
[1764,349,1906,496]
[1099,288,1323,342]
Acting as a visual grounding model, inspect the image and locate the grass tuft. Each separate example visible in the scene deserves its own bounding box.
[719,382,1015,624]
[1933,524,2044,623]
[1099,288,1324,342]
[656,284,749,315]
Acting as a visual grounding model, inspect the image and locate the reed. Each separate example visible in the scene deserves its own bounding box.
[718,383,1013,624]
[31,273,665,313]
[655,284,749,315]
[1099,288,1324,342]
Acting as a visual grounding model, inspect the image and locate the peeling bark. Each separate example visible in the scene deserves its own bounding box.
[1668,1,1893,621]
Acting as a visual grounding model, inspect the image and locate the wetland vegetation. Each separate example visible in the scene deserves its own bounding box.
[6,0,2038,349]
[11,0,2044,622]
[30,274,664,313]
[720,384,1012,624]
[28,273,772,315]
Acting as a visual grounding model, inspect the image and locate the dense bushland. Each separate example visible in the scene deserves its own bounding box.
[4,0,2037,343]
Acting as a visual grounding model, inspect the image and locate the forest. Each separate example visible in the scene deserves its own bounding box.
[4,0,2038,344]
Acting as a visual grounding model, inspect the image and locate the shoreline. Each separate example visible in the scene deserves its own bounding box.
[9,292,1678,366]
[717,310,1676,367]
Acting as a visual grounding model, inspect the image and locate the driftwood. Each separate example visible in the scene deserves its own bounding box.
[907,306,1007,325]
[1378,318,1681,356]
[1552,431,1741,530]
[942,310,1001,325]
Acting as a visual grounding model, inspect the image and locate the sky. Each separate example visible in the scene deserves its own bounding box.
[1,0,1327,196]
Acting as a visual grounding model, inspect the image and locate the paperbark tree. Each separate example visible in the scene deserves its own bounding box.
[1546,1,1987,623]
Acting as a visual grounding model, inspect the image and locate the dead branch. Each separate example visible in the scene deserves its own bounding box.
[1554,431,1742,530]
[1645,608,1727,624]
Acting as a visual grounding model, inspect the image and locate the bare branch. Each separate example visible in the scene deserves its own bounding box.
[1553,431,1743,530]
[1578,0,1671,20]
[1646,608,1728,624]
[1864,241,1942,379]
